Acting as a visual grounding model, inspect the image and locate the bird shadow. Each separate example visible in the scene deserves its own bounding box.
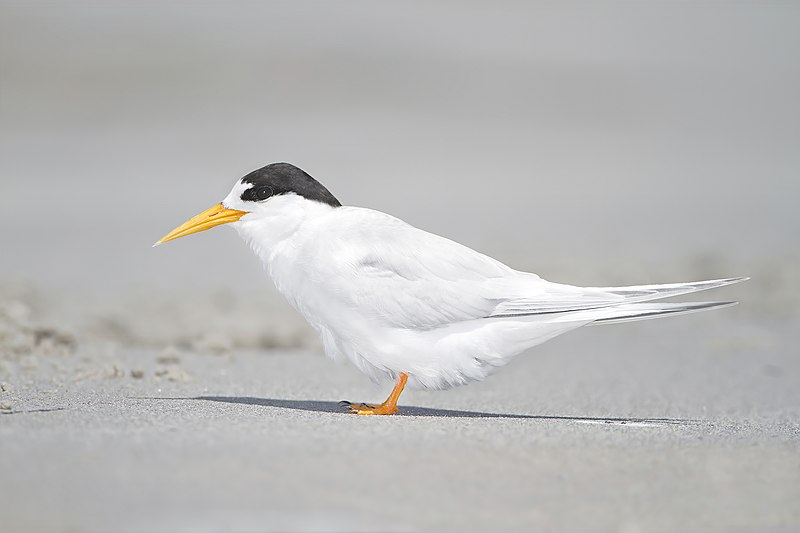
[148,396,700,427]
[0,407,67,416]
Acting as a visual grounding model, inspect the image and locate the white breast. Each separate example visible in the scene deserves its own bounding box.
[231,197,590,390]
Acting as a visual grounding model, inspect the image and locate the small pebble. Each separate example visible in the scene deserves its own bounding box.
[155,366,192,382]
[158,346,182,365]
[130,369,145,379]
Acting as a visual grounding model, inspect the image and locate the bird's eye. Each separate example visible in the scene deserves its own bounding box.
[255,186,273,200]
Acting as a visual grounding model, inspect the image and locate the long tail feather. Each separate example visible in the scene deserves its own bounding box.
[596,277,748,303]
[587,301,738,326]
[491,277,748,318]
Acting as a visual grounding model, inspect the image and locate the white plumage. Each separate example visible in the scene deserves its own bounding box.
[220,182,743,391]
[157,163,745,411]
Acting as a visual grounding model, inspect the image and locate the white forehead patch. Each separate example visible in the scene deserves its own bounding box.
[222,180,254,211]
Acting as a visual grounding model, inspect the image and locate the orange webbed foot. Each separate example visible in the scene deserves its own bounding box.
[339,401,399,415]
[339,372,408,416]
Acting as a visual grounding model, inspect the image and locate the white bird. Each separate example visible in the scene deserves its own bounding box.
[156,163,746,415]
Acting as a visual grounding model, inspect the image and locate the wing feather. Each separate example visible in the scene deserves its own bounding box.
[299,208,746,329]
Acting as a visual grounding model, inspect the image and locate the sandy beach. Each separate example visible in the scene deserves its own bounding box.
[2,282,799,531]
[2,2,799,531]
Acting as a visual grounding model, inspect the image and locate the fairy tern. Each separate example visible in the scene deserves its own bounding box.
[156,162,746,415]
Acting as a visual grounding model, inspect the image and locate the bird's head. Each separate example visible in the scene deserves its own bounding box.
[154,162,341,247]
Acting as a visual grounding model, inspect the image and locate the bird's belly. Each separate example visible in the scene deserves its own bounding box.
[267,253,585,390]
[297,299,586,391]
[267,277,384,373]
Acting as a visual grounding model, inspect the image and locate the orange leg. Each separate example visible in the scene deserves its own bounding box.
[340,373,408,415]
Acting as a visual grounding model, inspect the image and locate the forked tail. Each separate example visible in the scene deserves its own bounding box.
[532,277,748,325]
[587,300,738,326]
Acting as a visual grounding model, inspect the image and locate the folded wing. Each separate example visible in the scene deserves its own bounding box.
[313,208,746,329]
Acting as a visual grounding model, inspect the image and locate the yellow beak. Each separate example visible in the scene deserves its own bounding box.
[154,203,249,246]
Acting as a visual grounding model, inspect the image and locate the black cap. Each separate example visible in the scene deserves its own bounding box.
[240,163,341,207]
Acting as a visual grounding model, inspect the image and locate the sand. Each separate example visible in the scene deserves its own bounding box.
[2,3,799,531]
[1,296,798,532]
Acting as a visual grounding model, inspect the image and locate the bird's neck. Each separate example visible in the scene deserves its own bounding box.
[233,195,336,266]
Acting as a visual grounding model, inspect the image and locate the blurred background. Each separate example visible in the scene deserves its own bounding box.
[1,1,798,349]
[2,3,799,532]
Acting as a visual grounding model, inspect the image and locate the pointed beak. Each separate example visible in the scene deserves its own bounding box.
[154,203,249,247]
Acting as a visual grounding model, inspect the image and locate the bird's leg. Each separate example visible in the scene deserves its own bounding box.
[340,373,408,415]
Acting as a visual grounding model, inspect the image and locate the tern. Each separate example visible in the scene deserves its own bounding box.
[156,163,746,415]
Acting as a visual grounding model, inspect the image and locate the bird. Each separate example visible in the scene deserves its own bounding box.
[155,162,746,415]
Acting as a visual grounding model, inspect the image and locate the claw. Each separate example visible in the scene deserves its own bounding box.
[338,372,408,416]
